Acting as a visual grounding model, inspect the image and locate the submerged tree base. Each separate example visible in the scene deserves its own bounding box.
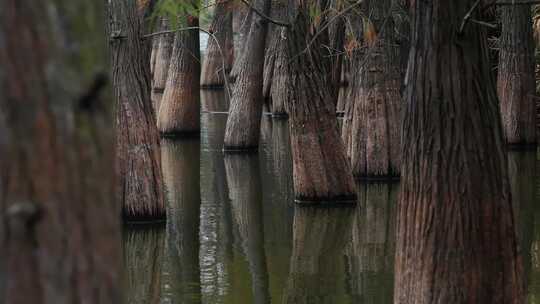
[201,84,226,90]
[355,174,400,182]
[222,146,259,154]
[122,212,166,225]
[160,130,201,139]
[507,142,538,151]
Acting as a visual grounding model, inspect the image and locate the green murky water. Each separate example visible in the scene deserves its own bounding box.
[123,90,540,303]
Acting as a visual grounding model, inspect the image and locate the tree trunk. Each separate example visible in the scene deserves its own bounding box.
[283,207,354,304]
[201,0,234,88]
[0,1,121,303]
[497,4,537,147]
[341,0,401,180]
[151,19,174,114]
[230,4,252,82]
[157,14,201,135]
[223,0,271,150]
[109,0,166,222]
[394,1,524,303]
[123,228,164,304]
[160,139,202,303]
[286,1,357,202]
[262,0,289,114]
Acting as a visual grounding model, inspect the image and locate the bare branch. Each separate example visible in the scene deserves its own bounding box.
[239,0,290,27]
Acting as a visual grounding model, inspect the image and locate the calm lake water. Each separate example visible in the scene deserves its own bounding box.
[123,90,540,303]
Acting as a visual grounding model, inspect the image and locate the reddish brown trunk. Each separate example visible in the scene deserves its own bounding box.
[151,19,174,114]
[223,0,271,150]
[201,0,234,88]
[0,0,121,303]
[394,1,524,303]
[497,4,537,147]
[109,0,166,221]
[341,0,401,180]
[157,14,201,136]
[286,1,357,202]
[230,4,252,82]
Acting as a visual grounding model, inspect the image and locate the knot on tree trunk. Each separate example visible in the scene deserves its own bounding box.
[7,201,42,239]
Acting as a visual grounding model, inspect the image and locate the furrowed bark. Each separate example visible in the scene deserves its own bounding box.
[151,18,174,114]
[497,3,537,147]
[230,3,252,82]
[201,0,234,88]
[286,0,357,202]
[109,0,166,222]
[0,0,121,303]
[157,14,201,136]
[394,1,524,303]
[341,0,401,180]
[223,0,271,151]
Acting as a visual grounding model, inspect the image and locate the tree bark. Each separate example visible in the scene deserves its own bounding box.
[497,3,537,147]
[109,0,166,222]
[286,0,357,202]
[0,1,121,303]
[230,4,253,82]
[341,0,401,180]
[394,1,524,303]
[201,0,234,88]
[223,0,272,150]
[157,13,201,136]
[151,18,174,114]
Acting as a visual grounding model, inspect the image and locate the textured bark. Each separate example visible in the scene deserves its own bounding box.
[160,139,202,303]
[286,1,357,202]
[230,4,252,82]
[151,19,174,114]
[328,0,346,105]
[225,154,271,304]
[109,0,166,221]
[497,4,537,146]
[223,0,271,150]
[157,14,201,135]
[346,183,397,303]
[201,0,234,88]
[336,59,351,114]
[394,1,524,303]
[341,0,401,180]
[263,9,291,118]
[283,207,354,304]
[0,1,121,303]
[123,228,164,304]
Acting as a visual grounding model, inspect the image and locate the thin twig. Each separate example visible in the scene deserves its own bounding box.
[239,0,290,27]
[459,0,483,35]
[470,19,497,29]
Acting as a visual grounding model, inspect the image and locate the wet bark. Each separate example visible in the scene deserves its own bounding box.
[341,0,401,180]
[394,1,524,303]
[160,139,202,303]
[283,207,354,304]
[109,0,166,222]
[286,1,357,202]
[225,154,271,304]
[223,0,271,150]
[201,0,234,88]
[0,1,121,303]
[497,3,537,147]
[123,228,164,304]
[157,14,201,135]
[151,19,174,114]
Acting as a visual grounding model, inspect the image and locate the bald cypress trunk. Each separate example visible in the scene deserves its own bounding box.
[109,0,166,221]
[230,5,253,82]
[394,1,524,303]
[151,19,174,114]
[201,0,234,88]
[341,0,401,180]
[286,0,357,202]
[157,14,201,136]
[497,3,537,147]
[223,0,271,150]
[0,0,121,303]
